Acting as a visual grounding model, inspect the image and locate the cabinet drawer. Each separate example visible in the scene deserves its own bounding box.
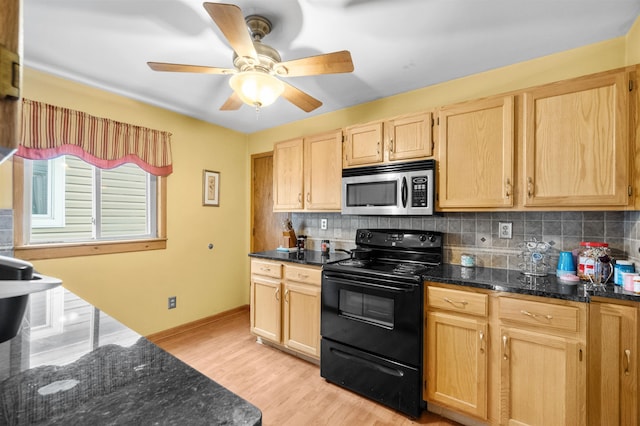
[284,265,321,285]
[251,259,282,279]
[499,297,580,332]
[427,286,488,317]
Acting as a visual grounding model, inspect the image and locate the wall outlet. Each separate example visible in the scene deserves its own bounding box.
[499,222,513,239]
[320,218,328,230]
[168,296,177,309]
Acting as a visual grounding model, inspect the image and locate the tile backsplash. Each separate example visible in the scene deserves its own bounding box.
[292,211,640,271]
[0,209,13,257]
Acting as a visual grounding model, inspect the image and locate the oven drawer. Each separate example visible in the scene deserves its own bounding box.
[285,265,321,286]
[251,259,282,279]
[321,338,423,418]
[427,286,488,317]
[499,297,581,333]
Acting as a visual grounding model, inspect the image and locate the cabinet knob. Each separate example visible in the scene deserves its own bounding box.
[479,331,485,354]
[306,192,310,202]
[298,193,302,203]
[505,178,512,198]
[527,177,534,198]
[275,287,280,301]
[389,138,394,152]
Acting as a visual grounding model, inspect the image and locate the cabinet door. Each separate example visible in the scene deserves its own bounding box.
[304,130,342,210]
[283,281,320,358]
[500,328,586,426]
[426,311,488,419]
[250,277,282,343]
[588,302,638,426]
[523,71,630,207]
[438,96,514,208]
[343,121,383,167]
[273,138,304,211]
[386,112,433,161]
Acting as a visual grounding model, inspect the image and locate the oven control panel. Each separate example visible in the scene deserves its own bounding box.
[355,229,442,249]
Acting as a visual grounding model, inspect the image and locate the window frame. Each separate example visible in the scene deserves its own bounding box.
[13,157,167,260]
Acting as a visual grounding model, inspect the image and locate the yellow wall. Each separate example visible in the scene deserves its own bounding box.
[0,159,11,208]
[4,68,250,336]
[628,15,640,64]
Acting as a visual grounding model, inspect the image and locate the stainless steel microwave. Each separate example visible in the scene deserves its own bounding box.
[341,160,435,215]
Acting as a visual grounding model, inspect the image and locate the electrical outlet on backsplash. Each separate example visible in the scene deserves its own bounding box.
[291,211,640,270]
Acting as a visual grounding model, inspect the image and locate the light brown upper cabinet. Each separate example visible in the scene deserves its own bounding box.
[343,112,433,168]
[437,95,515,209]
[273,130,342,212]
[522,69,631,208]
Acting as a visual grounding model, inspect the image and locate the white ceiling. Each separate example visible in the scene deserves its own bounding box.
[24,0,640,134]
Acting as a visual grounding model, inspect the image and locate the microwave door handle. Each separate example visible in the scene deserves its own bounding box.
[401,176,408,208]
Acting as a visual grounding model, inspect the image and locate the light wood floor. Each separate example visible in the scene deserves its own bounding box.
[152,308,461,426]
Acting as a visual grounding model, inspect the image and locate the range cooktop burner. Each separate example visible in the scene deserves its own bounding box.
[338,259,371,268]
[392,263,429,275]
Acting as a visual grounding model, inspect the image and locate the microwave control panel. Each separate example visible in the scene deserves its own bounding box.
[411,176,429,207]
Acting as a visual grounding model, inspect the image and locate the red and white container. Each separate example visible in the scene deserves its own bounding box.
[577,241,610,281]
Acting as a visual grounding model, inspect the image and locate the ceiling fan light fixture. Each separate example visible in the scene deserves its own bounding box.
[229,71,284,108]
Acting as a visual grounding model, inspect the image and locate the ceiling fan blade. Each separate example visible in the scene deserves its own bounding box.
[203,2,257,60]
[281,82,322,112]
[147,62,235,75]
[220,92,243,111]
[279,51,354,77]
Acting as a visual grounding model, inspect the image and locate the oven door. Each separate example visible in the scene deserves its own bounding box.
[321,270,423,366]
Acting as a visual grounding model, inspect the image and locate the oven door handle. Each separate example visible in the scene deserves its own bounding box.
[323,275,417,293]
[330,347,404,377]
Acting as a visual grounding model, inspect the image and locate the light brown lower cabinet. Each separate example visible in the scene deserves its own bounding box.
[588,299,638,426]
[425,284,590,425]
[250,259,321,360]
[425,286,489,420]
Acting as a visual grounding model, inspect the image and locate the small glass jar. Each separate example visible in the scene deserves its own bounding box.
[577,241,610,281]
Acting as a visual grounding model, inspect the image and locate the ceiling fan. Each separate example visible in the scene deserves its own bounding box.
[147,2,354,113]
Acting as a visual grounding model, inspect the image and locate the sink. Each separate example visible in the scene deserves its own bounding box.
[0,274,63,299]
[0,255,63,343]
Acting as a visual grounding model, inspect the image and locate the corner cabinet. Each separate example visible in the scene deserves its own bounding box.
[588,299,638,426]
[250,259,321,361]
[437,95,515,209]
[343,112,433,168]
[498,296,587,426]
[522,69,631,208]
[425,286,489,420]
[273,130,342,212]
[250,259,283,343]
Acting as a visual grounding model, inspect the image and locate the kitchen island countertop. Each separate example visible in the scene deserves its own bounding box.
[0,288,262,425]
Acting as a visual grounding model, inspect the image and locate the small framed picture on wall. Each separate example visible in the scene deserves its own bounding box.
[203,170,220,206]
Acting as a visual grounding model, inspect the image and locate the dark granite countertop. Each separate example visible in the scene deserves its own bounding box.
[249,250,640,304]
[248,250,351,267]
[0,288,262,425]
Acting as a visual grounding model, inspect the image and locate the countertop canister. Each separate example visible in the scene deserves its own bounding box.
[614,260,635,286]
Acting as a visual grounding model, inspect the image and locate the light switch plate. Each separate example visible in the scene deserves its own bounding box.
[499,222,513,239]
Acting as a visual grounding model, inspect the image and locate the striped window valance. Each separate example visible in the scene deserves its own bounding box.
[18,99,173,176]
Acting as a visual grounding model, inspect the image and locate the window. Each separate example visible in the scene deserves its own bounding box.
[14,156,166,260]
[31,157,66,228]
